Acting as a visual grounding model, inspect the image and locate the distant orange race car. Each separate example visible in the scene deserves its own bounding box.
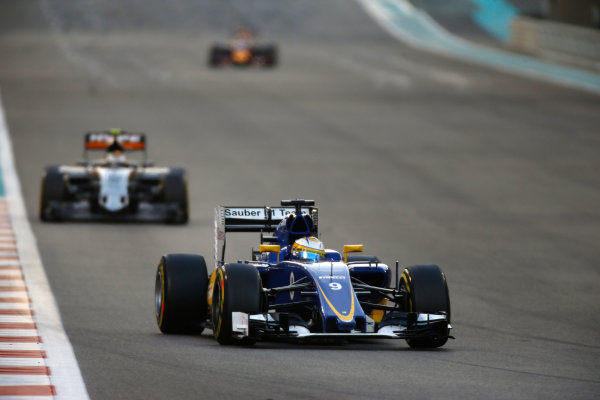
[208,29,278,68]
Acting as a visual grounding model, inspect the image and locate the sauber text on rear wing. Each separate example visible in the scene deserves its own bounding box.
[214,204,318,268]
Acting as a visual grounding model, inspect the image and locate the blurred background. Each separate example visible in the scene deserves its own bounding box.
[0,1,599,399]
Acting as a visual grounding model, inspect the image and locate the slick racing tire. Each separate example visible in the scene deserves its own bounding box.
[155,254,208,334]
[39,166,66,221]
[163,168,189,224]
[208,46,219,67]
[399,264,450,349]
[263,45,278,68]
[212,263,263,345]
[208,46,228,67]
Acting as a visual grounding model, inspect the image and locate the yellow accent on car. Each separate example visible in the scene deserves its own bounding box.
[214,268,226,337]
[314,280,355,322]
[401,272,413,310]
[207,269,217,307]
[369,298,387,323]
[343,244,364,262]
[259,244,280,263]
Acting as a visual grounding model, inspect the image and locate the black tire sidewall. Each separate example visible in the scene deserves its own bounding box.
[212,263,263,345]
[163,168,188,223]
[40,166,65,221]
[400,264,450,349]
[156,254,208,334]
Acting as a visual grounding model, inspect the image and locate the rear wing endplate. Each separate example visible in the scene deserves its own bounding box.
[214,204,318,268]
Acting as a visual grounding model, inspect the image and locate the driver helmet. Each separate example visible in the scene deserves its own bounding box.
[106,139,125,163]
[291,236,325,262]
[106,138,124,153]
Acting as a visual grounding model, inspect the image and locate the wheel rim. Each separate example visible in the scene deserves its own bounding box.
[212,280,221,330]
[155,268,163,319]
[399,275,412,312]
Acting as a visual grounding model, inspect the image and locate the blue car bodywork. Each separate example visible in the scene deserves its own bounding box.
[207,199,452,345]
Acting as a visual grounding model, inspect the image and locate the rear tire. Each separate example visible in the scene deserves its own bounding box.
[212,263,263,345]
[208,46,228,67]
[39,166,66,221]
[208,46,219,67]
[155,254,208,334]
[163,168,188,224]
[263,45,278,67]
[399,264,450,349]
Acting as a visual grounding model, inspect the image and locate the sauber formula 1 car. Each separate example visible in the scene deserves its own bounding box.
[208,29,277,68]
[155,199,453,348]
[39,130,188,223]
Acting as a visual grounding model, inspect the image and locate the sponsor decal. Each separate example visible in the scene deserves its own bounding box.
[223,207,313,220]
[224,208,265,219]
[314,279,355,322]
[318,275,346,280]
[87,132,144,143]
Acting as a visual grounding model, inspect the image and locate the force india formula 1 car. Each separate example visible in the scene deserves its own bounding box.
[208,29,277,68]
[155,199,453,348]
[39,130,188,223]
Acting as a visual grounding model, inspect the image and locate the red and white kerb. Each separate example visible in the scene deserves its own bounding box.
[0,200,55,397]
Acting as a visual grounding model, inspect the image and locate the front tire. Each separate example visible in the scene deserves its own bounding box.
[39,166,66,221]
[208,46,219,67]
[212,263,263,345]
[155,254,208,334]
[208,46,228,67]
[399,264,450,349]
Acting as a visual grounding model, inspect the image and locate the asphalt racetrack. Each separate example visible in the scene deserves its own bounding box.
[1,1,599,399]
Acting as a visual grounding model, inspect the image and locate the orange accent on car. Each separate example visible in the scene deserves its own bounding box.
[232,49,252,63]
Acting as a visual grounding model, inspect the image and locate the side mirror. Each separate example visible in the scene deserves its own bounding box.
[343,244,364,263]
[259,244,281,263]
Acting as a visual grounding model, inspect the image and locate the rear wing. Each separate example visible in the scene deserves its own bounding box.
[84,130,147,160]
[214,201,318,268]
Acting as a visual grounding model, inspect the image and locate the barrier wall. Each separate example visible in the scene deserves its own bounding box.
[510,16,600,72]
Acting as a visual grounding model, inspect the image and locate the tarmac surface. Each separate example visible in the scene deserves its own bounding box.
[0,0,599,399]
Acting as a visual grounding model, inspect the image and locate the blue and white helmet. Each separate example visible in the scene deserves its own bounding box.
[291,236,325,262]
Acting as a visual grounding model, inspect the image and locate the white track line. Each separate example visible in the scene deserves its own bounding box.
[354,0,600,93]
[0,93,89,398]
